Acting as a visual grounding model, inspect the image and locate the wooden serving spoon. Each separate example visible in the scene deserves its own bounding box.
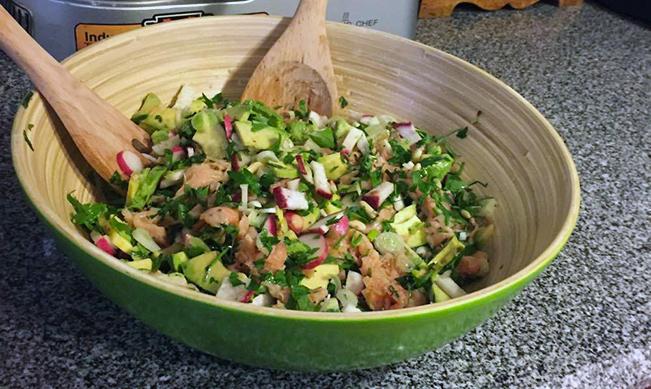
[242,0,338,116]
[0,7,150,182]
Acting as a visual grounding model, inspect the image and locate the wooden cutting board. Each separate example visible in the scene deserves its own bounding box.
[419,0,583,18]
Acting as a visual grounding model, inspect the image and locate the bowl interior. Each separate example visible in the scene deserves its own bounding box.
[11,16,578,307]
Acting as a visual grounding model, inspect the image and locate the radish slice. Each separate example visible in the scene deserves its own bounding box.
[307,212,343,235]
[116,150,143,177]
[287,178,301,191]
[224,114,233,140]
[91,233,116,256]
[273,187,309,210]
[285,211,304,234]
[295,155,308,175]
[231,153,241,172]
[362,182,394,209]
[394,122,421,145]
[357,134,370,155]
[216,277,248,301]
[251,293,274,307]
[295,155,313,183]
[341,127,364,154]
[345,271,364,295]
[240,290,254,303]
[310,161,332,199]
[331,215,349,236]
[359,115,373,125]
[300,233,329,269]
[308,111,326,128]
[171,145,185,162]
[152,134,181,156]
[264,215,278,237]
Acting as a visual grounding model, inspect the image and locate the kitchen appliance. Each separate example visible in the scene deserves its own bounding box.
[1,0,420,60]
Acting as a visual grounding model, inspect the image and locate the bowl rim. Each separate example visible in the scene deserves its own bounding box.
[11,15,581,322]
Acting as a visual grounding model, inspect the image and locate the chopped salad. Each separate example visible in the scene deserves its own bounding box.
[68,86,496,312]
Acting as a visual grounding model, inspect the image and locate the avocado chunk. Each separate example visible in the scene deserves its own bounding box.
[172,252,189,272]
[303,207,321,227]
[182,251,225,293]
[184,236,210,258]
[234,120,280,150]
[184,98,207,118]
[268,161,299,179]
[131,93,162,124]
[391,205,427,248]
[318,153,348,180]
[127,258,153,271]
[192,110,228,160]
[332,118,354,142]
[300,264,340,290]
[126,166,167,210]
[431,281,451,303]
[206,260,230,286]
[138,107,178,133]
[428,236,465,271]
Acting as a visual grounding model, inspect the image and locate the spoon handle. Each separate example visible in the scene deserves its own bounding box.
[0,6,150,182]
[0,7,84,115]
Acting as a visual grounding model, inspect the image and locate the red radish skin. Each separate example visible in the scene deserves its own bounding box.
[394,122,421,145]
[341,127,363,154]
[331,215,349,236]
[265,215,278,237]
[95,235,116,256]
[240,290,254,303]
[171,146,185,162]
[360,115,373,125]
[310,161,332,199]
[285,211,304,234]
[231,153,241,171]
[308,225,329,235]
[299,233,329,269]
[295,155,307,175]
[224,115,233,140]
[116,150,143,177]
[307,212,343,235]
[273,187,309,210]
[362,182,394,209]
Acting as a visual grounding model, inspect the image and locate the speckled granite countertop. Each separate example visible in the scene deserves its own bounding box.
[1,2,649,388]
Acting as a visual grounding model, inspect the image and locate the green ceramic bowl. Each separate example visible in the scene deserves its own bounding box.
[11,16,580,371]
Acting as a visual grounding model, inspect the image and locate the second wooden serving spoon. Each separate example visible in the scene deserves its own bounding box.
[242,0,338,116]
[0,6,150,182]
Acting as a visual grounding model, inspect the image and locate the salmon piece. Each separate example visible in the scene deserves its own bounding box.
[234,227,259,272]
[200,207,240,227]
[326,229,352,258]
[266,283,291,304]
[181,161,230,191]
[238,214,250,238]
[362,275,409,311]
[456,251,489,279]
[308,287,329,305]
[360,251,410,311]
[122,209,168,246]
[407,289,428,307]
[264,241,288,273]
